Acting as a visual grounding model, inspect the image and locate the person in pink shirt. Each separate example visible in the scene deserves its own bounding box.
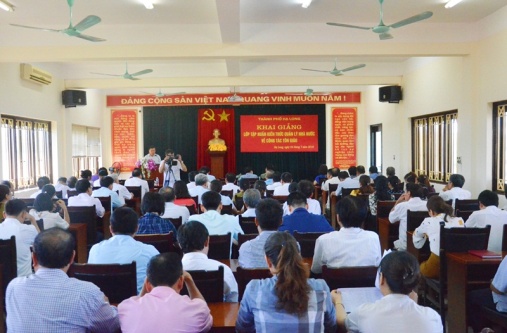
[118,252,212,333]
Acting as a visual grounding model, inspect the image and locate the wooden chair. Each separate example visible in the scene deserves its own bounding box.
[454,199,480,212]
[208,233,232,260]
[164,216,183,230]
[118,179,126,186]
[67,189,78,198]
[272,195,288,204]
[220,204,233,215]
[191,195,199,209]
[20,198,34,207]
[480,305,507,333]
[96,196,112,212]
[55,190,63,199]
[68,223,88,263]
[394,181,405,193]
[234,197,244,211]
[67,262,137,304]
[220,190,233,199]
[406,210,431,263]
[406,210,430,232]
[376,200,397,251]
[455,209,474,221]
[0,236,17,298]
[126,186,142,199]
[96,196,112,239]
[0,264,4,333]
[341,187,359,197]
[185,204,197,215]
[321,265,378,290]
[67,206,98,245]
[183,266,224,302]
[239,216,258,235]
[92,186,100,191]
[236,267,271,301]
[266,190,274,198]
[502,223,507,252]
[134,232,182,256]
[238,233,258,247]
[293,231,326,258]
[426,192,439,199]
[422,224,491,329]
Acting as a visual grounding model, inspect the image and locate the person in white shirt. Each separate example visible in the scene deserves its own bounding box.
[282,180,321,216]
[335,167,361,196]
[266,172,282,191]
[240,189,261,218]
[110,173,133,201]
[92,169,109,188]
[186,171,198,191]
[465,190,507,252]
[222,173,240,196]
[30,176,51,199]
[54,177,70,199]
[29,193,70,230]
[333,251,443,333]
[199,166,216,182]
[159,186,190,223]
[68,179,105,218]
[438,173,471,208]
[311,196,381,274]
[209,180,238,215]
[124,168,150,199]
[321,168,341,209]
[144,147,162,164]
[92,176,125,209]
[158,149,187,188]
[389,183,428,250]
[273,172,292,196]
[413,196,464,278]
[188,174,209,205]
[179,221,238,302]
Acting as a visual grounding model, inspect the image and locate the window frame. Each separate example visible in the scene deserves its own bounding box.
[492,100,507,193]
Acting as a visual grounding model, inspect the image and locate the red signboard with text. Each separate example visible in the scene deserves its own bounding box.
[240,115,318,153]
[332,108,357,169]
[111,110,138,172]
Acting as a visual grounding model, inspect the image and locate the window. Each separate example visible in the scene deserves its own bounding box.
[492,100,507,192]
[370,124,382,173]
[412,110,458,183]
[72,125,101,177]
[1,115,52,190]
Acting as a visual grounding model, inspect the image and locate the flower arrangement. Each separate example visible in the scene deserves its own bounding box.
[135,157,158,179]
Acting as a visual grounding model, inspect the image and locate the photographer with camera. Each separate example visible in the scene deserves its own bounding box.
[158,149,187,188]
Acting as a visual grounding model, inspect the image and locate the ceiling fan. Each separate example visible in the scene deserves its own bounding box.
[91,63,153,80]
[228,88,244,102]
[327,0,433,40]
[140,89,186,97]
[301,60,366,76]
[10,0,105,42]
[287,88,330,96]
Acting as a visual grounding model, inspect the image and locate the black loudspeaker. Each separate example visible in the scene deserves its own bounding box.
[62,90,87,108]
[379,86,402,103]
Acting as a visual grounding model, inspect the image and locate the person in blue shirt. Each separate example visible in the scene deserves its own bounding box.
[92,176,124,209]
[138,192,178,240]
[279,191,334,235]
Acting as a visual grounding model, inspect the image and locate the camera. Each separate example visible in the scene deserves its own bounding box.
[165,157,178,166]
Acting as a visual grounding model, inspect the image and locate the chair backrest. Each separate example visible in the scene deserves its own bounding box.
[234,197,244,211]
[67,189,78,198]
[503,224,507,252]
[376,200,396,218]
[97,196,112,212]
[293,231,326,258]
[266,190,274,198]
[92,186,100,191]
[236,266,271,301]
[67,206,98,244]
[67,262,137,304]
[329,183,338,193]
[321,265,378,290]
[454,199,480,212]
[272,195,288,204]
[406,210,430,232]
[341,188,360,197]
[134,232,182,255]
[0,236,17,297]
[185,204,197,215]
[455,209,474,221]
[394,182,405,193]
[182,266,224,302]
[221,204,233,215]
[36,218,44,231]
[191,196,199,208]
[55,190,63,199]
[238,233,258,247]
[208,233,232,260]
[20,198,34,207]
[126,186,142,199]
[239,216,258,235]
[220,190,233,199]
[426,192,439,199]
[165,216,183,230]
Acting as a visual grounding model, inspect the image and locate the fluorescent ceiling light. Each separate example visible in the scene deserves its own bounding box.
[445,0,463,9]
[141,0,154,9]
[301,0,312,8]
[0,0,14,12]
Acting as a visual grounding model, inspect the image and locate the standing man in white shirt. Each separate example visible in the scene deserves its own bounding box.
[68,179,105,218]
[158,149,187,188]
[439,173,471,207]
[124,169,150,199]
[144,147,162,165]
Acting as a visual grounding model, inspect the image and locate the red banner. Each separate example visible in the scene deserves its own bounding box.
[106,92,361,107]
[332,108,357,169]
[111,110,138,172]
[240,115,318,153]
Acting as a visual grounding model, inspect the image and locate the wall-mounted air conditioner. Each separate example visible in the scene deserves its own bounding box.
[20,63,53,85]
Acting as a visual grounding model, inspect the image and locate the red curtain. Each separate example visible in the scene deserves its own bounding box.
[197,108,236,176]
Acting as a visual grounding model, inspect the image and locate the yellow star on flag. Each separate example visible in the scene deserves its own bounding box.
[219,110,230,122]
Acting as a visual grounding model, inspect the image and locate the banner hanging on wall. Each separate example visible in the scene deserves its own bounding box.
[332,108,357,169]
[111,109,138,172]
[240,115,318,153]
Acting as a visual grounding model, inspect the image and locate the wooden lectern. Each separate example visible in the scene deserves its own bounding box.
[208,151,226,179]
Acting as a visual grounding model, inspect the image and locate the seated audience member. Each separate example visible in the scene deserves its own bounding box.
[357,175,374,195]
[264,169,275,186]
[54,177,69,199]
[298,180,321,214]
[124,168,150,199]
[238,166,258,180]
[240,189,261,218]
[259,164,275,181]
[279,192,333,236]
[369,166,380,181]
[93,168,109,188]
[322,168,341,209]
[368,175,395,217]
[189,191,243,246]
[67,176,78,189]
[199,166,216,182]
[210,179,238,214]
[179,221,238,302]
[80,169,92,180]
[30,193,70,230]
[68,179,105,218]
[253,180,267,198]
[92,176,124,209]
[29,176,51,198]
[266,171,282,191]
[387,175,404,195]
[0,184,12,220]
[413,196,464,278]
[222,172,240,195]
[0,199,40,276]
[465,190,507,252]
[336,167,360,196]
[468,254,507,332]
[188,173,210,205]
[239,198,283,268]
[333,251,443,333]
[236,232,337,333]
[173,180,197,209]
[356,165,366,177]
[389,183,427,250]
[6,228,119,332]
[281,182,299,216]
[91,167,106,183]
[233,177,251,209]
[118,252,212,333]
[311,196,380,274]
[159,186,190,223]
[404,171,417,185]
[110,173,133,201]
[89,207,159,293]
[138,192,178,239]
[416,174,435,198]
[439,173,471,207]
[186,171,198,191]
[313,164,328,186]
[273,172,292,196]
[386,166,396,179]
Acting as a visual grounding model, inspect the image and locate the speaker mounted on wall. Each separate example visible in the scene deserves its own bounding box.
[62,90,87,108]
[379,86,402,103]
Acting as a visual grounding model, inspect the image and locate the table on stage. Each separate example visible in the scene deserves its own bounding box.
[446,251,505,333]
